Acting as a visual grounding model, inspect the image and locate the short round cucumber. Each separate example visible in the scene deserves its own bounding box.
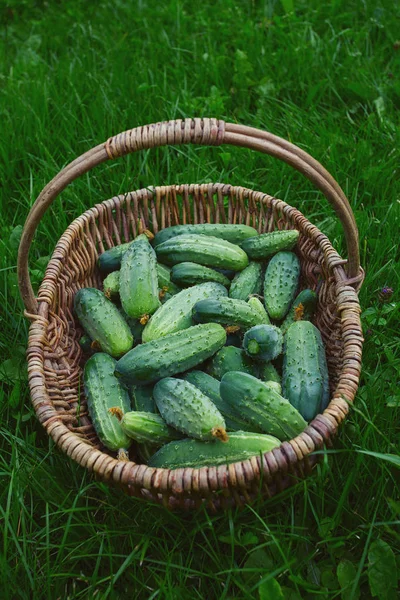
[240,229,299,259]
[103,271,120,298]
[243,324,283,362]
[171,262,231,288]
[142,282,227,343]
[74,288,133,358]
[112,410,182,445]
[154,378,228,442]
[148,431,281,469]
[84,353,131,452]
[153,223,258,247]
[192,297,264,330]
[115,323,227,385]
[155,234,249,271]
[264,251,300,320]
[229,261,263,301]
[280,289,318,335]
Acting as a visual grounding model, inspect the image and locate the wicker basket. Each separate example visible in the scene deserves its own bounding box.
[18,118,364,511]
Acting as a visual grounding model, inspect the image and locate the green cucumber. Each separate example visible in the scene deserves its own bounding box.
[148,431,281,469]
[192,297,264,330]
[282,321,330,421]
[258,362,282,395]
[115,323,227,385]
[142,282,227,343]
[131,385,157,413]
[229,262,263,301]
[84,353,131,452]
[120,235,160,319]
[240,229,299,259]
[183,370,250,431]
[264,251,300,320]
[156,263,182,296]
[220,372,307,441]
[103,271,120,298]
[243,324,283,362]
[207,346,259,380]
[74,288,133,358]
[154,378,227,441]
[112,409,182,445]
[247,296,271,325]
[98,241,132,273]
[171,262,231,288]
[280,289,318,335]
[155,234,249,271]
[153,223,258,247]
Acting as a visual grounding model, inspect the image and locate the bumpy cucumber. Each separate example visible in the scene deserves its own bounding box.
[243,324,283,362]
[131,384,157,413]
[156,234,249,271]
[183,370,250,431]
[282,321,330,421]
[153,223,258,247]
[193,297,264,330]
[74,288,133,358]
[120,235,160,319]
[229,262,263,301]
[103,271,120,298]
[240,230,299,259]
[115,323,227,384]
[98,241,132,273]
[207,346,259,380]
[171,262,231,288]
[264,251,300,320]
[113,410,182,445]
[84,353,131,452]
[258,362,282,395]
[247,297,271,325]
[220,372,307,440]
[280,289,317,335]
[148,431,281,469]
[156,263,182,296]
[154,378,227,441]
[142,282,227,342]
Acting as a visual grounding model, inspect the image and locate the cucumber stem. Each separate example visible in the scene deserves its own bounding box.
[212,427,229,443]
[139,314,150,325]
[247,339,260,355]
[117,448,129,461]
[109,407,124,421]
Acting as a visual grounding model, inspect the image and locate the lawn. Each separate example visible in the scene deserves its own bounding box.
[1,0,399,598]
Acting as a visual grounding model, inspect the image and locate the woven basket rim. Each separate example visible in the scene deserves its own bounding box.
[26,182,363,509]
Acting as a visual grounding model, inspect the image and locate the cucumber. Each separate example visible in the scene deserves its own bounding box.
[282,321,330,421]
[207,346,259,380]
[258,362,282,395]
[112,409,182,445]
[264,251,300,320]
[171,262,231,288]
[84,353,131,452]
[115,323,227,385]
[148,431,281,469]
[229,262,263,301]
[122,314,146,345]
[131,384,157,413]
[154,378,227,441]
[98,241,132,273]
[220,371,307,440]
[247,296,271,325]
[103,271,120,298]
[183,370,250,431]
[74,288,133,358]
[153,223,258,247]
[155,234,249,271]
[240,229,299,259]
[156,263,182,296]
[120,235,161,320]
[193,297,264,330]
[142,282,227,343]
[214,268,236,280]
[243,324,283,362]
[280,289,318,335]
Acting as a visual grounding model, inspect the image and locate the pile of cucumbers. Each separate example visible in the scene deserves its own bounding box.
[74,223,329,469]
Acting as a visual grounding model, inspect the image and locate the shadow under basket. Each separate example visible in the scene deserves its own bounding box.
[18,119,364,511]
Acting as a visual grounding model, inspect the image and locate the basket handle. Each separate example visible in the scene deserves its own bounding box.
[18,118,361,315]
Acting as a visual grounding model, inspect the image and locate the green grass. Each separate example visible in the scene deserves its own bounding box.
[1,0,399,598]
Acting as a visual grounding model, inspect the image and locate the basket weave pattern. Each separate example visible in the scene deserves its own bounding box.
[19,120,363,510]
